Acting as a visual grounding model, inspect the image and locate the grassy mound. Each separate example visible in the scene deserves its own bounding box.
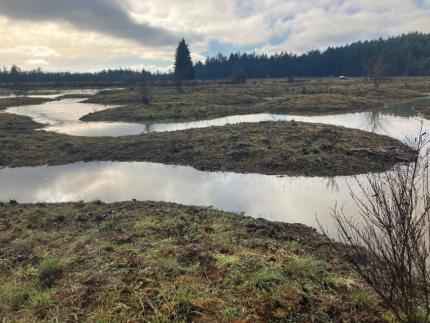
[0,201,385,322]
[0,114,414,177]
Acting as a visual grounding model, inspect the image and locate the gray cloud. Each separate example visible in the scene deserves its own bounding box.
[0,0,178,46]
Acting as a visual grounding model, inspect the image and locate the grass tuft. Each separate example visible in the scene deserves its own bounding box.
[38,257,64,287]
[248,268,284,292]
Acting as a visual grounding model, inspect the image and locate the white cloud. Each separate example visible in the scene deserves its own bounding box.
[256,0,430,53]
[25,59,49,66]
[0,0,429,71]
[0,45,59,57]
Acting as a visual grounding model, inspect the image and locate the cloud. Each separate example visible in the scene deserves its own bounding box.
[0,0,178,46]
[0,45,59,57]
[0,0,429,71]
[25,59,49,66]
[255,0,430,54]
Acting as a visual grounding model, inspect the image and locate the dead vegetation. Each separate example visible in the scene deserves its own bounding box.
[325,131,430,322]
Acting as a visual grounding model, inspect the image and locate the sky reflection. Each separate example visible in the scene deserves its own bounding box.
[0,161,359,234]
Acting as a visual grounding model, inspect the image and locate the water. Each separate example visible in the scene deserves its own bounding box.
[1,92,429,233]
[4,95,428,138]
[0,92,60,99]
[7,99,116,126]
[0,161,358,234]
[0,88,106,99]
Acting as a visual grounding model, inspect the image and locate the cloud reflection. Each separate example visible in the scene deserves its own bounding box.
[0,161,362,234]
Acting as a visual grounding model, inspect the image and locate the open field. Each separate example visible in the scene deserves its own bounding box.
[0,113,414,177]
[0,201,385,322]
[81,77,430,123]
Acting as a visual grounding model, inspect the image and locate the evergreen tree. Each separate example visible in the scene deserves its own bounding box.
[194,32,430,79]
[174,39,195,80]
[2,33,430,84]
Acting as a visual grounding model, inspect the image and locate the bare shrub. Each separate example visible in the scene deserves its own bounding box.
[230,69,247,84]
[138,69,153,104]
[324,129,430,322]
[365,55,390,88]
[13,83,30,97]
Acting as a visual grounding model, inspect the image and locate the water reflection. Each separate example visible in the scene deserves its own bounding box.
[0,92,60,99]
[45,113,293,137]
[4,92,430,139]
[0,88,107,99]
[289,111,426,141]
[2,92,430,235]
[45,121,150,137]
[6,99,116,126]
[10,105,430,140]
[0,161,360,235]
[325,177,340,193]
[365,111,384,133]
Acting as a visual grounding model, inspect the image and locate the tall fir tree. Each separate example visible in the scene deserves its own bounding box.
[174,39,195,80]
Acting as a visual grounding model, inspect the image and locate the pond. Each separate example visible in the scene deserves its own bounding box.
[1,93,429,234]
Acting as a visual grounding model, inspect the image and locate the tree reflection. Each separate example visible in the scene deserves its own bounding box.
[325,177,339,193]
[364,110,384,133]
[144,123,153,134]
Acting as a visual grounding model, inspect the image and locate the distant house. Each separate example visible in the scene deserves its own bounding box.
[338,76,349,80]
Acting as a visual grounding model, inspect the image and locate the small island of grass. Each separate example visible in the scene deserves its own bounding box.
[0,113,414,177]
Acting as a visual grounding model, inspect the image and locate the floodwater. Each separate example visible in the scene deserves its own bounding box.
[0,88,106,99]
[0,161,360,234]
[1,92,429,234]
[4,94,428,139]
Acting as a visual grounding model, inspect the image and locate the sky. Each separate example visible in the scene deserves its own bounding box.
[0,0,429,73]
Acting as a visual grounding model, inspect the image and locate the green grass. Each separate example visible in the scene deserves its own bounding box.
[248,268,284,292]
[0,286,31,312]
[38,258,64,287]
[351,291,377,310]
[0,201,386,321]
[284,255,327,279]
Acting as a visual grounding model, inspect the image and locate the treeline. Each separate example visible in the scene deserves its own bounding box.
[195,32,430,79]
[2,32,430,84]
[0,66,155,85]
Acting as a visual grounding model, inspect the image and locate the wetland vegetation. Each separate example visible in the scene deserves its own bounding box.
[0,201,386,322]
[1,2,430,318]
[0,111,414,177]
[82,78,430,123]
[0,76,428,322]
